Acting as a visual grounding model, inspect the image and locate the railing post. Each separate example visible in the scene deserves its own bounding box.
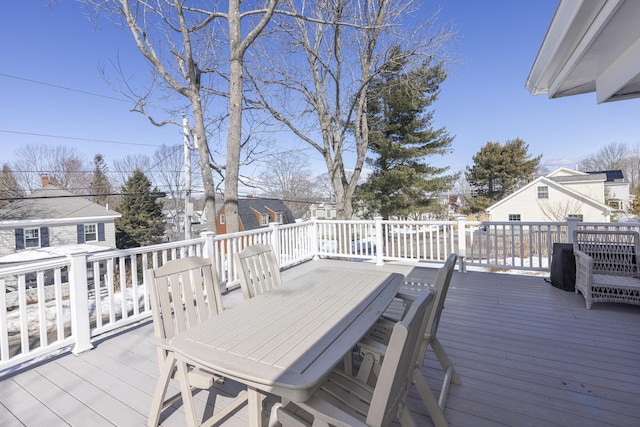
[374,216,384,266]
[200,231,216,259]
[457,218,467,272]
[566,217,579,243]
[310,217,319,260]
[269,222,281,262]
[67,251,93,354]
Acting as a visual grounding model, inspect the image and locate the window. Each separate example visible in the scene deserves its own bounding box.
[508,214,521,221]
[220,214,225,224]
[77,223,104,243]
[276,213,284,224]
[568,214,583,221]
[537,186,549,199]
[24,227,40,248]
[84,224,97,242]
[261,214,270,226]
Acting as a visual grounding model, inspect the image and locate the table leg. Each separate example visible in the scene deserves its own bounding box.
[248,386,266,427]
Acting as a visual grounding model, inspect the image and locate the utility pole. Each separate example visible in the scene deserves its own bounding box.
[182,113,192,240]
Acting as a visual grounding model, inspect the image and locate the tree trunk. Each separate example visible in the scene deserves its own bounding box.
[224,0,243,234]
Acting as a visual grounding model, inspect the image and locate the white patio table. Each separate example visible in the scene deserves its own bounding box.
[169,262,404,427]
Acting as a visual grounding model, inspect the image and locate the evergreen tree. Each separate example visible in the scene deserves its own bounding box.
[115,169,166,248]
[355,49,457,220]
[90,154,112,206]
[464,138,541,214]
[0,164,24,208]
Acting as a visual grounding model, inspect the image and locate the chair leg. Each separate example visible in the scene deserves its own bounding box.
[413,368,448,427]
[148,353,177,427]
[431,337,461,385]
[397,401,418,427]
[175,359,199,427]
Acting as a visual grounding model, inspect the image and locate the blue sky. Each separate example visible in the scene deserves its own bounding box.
[2,1,640,183]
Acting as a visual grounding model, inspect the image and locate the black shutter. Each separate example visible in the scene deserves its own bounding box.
[15,229,24,250]
[40,227,49,247]
[98,223,105,241]
[77,224,85,243]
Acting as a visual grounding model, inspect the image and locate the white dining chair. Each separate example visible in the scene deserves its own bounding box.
[275,289,436,427]
[234,243,282,300]
[356,253,459,426]
[146,256,247,426]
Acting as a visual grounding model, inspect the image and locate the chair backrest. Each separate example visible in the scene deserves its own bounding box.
[234,244,282,300]
[573,229,640,276]
[425,253,458,339]
[146,256,224,363]
[367,290,435,427]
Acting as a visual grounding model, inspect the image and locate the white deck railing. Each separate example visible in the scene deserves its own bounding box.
[1,217,638,375]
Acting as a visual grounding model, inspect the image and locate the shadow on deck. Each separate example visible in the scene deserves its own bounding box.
[1,259,639,426]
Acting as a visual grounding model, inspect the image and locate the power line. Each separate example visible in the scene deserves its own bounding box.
[0,129,165,147]
[0,72,129,103]
[0,192,166,202]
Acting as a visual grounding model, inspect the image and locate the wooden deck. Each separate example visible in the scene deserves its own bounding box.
[1,259,639,426]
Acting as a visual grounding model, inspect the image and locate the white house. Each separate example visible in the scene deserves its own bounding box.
[486,168,613,223]
[0,180,121,263]
[308,203,338,220]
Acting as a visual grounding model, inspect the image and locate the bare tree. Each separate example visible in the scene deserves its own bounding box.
[11,144,91,193]
[538,198,585,222]
[258,152,320,218]
[81,0,278,233]
[149,144,201,236]
[0,164,25,208]
[110,154,152,191]
[248,0,455,219]
[579,142,629,171]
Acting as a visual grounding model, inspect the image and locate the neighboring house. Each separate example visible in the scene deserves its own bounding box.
[214,197,295,234]
[586,170,632,213]
[486,168,614,223]
[0,180,121,263]
[308,203,338,220]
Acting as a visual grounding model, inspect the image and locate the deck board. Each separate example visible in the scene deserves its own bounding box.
[1,259,639,426]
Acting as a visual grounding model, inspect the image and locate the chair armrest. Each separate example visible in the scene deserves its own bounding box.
[149,336,171,351]
[574,249,594,289]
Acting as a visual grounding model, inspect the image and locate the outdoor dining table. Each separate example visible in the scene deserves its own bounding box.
[169,263,405,427]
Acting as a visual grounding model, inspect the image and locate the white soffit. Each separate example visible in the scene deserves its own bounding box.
[526,0,640,103]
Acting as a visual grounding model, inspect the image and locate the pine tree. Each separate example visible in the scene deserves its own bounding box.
[115,169,166,248]
[464,139,541,214]
[90,154,112,206]
[355,49,457,220]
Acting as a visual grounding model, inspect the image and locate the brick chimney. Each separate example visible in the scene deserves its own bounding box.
[41,175,49,188]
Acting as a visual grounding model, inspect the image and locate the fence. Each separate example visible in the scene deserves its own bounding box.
[1,217,638,375]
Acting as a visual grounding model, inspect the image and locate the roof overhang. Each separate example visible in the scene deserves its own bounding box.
[526,0,640,103]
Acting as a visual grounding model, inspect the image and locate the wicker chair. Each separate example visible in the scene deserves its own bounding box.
[572,229,640,309]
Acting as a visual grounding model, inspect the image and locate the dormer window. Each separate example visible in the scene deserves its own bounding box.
[261,214,269,226]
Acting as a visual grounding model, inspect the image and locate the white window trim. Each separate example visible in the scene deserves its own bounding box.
[24,227,41,248]
[84,223,98,242]
[537,185,549,199]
